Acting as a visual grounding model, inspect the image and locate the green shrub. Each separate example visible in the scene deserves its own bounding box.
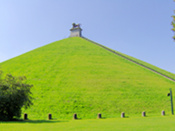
[0,71,33,120]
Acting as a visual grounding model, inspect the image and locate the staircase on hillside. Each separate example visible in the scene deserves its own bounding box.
[69,23,175,82]
[82,37,175,82]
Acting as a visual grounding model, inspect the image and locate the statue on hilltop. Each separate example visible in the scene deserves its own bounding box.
[70,23,82,37]
[72,23,81,28]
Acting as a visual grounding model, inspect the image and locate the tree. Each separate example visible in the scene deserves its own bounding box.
[0,71,33,120]
[173,3,175,40]
[172,15,175,40]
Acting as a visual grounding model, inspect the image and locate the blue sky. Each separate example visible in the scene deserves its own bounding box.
[0,0,175,73]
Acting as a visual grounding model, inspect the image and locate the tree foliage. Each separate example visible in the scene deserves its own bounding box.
[173,16,175,40]
[0,71,33,120]
[173,3,175,40]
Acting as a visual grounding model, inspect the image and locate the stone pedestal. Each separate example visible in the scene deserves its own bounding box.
[142,111,146,117]
[73,113,78,120]
[24,113,28,120]
[70,23,82,37]
[121,112,125,118]
[162,110,165,116]
[48,113,52,120]
[97,113,102,119]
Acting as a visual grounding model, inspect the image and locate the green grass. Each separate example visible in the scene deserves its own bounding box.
[115,51,175,80]
[0,37,175,120]
[1,116,175,131]
[85,37,175,80]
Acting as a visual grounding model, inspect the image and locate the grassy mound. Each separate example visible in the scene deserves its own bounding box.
[0,37,175,119]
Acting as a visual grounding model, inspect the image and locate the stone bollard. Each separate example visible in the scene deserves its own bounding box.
[162,110,165,116]
[48,114,52,120]
[97,113,102,119]
[142,111,146,117]
[24,113,28,120]
[121,112,125,118]
[73,113,78,120]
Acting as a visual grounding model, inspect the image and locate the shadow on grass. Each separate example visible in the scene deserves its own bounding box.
[0,119,68,124]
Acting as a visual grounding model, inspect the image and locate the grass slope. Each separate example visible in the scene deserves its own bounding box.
[84,37,175,80]
[0,37,175,119]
